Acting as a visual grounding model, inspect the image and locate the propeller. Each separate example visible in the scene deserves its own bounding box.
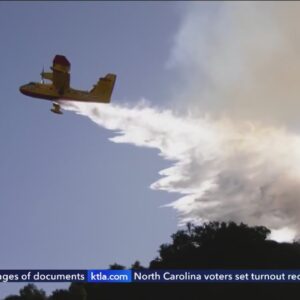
[40,66,45,84]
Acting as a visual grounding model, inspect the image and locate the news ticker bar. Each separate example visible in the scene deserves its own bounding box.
[1,270,300,283]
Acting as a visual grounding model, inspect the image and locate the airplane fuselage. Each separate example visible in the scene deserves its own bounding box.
[19,82,103,103]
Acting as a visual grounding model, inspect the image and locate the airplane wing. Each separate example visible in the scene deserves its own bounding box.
[51,55,70,94]
[41,55,71,95]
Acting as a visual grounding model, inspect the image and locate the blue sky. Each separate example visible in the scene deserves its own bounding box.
[0,1,187,297]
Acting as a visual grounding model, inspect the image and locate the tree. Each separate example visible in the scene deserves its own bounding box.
[5,284,46,300]
[149,221,297,269]
[48,290,71,300]
[19,284,46,300]
[131,261,145,270]
[109,263,125,270]
[69,283,87,300]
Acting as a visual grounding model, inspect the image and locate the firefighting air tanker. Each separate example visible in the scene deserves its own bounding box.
[20,55,116,114]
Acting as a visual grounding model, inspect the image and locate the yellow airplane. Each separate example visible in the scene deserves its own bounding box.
[20,55,116,114]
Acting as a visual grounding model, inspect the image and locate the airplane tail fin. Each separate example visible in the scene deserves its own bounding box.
[90,74,116,103]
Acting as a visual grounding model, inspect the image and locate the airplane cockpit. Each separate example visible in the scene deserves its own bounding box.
[24,82,36,89]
